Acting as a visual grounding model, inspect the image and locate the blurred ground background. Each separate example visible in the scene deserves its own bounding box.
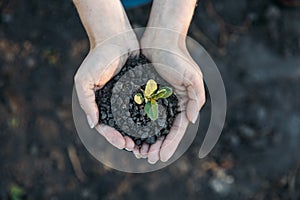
[0,0,300,199]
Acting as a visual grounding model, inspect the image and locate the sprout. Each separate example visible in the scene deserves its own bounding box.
[134,93,144,105]
[134,79,173,121]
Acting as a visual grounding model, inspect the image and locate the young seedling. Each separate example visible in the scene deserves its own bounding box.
[134,79,173,121]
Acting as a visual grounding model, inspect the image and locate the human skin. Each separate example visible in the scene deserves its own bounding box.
[73,0,205,163]
[73,0,139,150]
[135,0,206,164]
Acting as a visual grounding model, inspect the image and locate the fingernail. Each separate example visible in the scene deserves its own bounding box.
[192,112,199,124]
[87,115,94,128]
[135,154,141,159]
[125,148,131,151]
[160,157,169,162]
[148,159,158,165]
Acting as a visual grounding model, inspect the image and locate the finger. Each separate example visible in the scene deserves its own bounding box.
[185,74,205,123]
[74,73,99,128]
[129,45,140,58]
[160,113,189,162]
[140,143,149,158]
[133,145,141,159]
[124,136,135,151]
[95,124,125,149]
[148,136,165,164]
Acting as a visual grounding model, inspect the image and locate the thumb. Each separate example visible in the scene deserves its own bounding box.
[75,73,99,128]
[185,73,205,123]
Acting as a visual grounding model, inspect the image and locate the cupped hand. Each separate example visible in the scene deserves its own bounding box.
[136,32,206,163]
[74,33,139,150]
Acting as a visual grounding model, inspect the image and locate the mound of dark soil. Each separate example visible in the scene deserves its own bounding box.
[95,54,179,147]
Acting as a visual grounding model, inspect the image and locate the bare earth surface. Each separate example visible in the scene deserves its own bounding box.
[0,0,300,199]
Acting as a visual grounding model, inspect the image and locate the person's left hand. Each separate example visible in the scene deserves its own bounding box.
[133,32,206,163]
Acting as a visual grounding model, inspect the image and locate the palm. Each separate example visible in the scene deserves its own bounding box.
[75,42,139,150]
[137,48,205,162]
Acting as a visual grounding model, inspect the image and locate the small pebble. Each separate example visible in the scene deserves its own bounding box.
[100,111,107,120]
[108,119,115,127]
[141,132,148,139]
[146,136,156,144]
[135,139,142,146]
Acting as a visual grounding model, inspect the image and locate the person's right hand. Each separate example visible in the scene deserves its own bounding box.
[74,32,139,150]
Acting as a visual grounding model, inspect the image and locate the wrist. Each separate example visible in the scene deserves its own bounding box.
[141,28,186,50]
[94,28,138,50]
[73,0,134,48]
[145,0,197,35]
[146,15,190,35]
[88,18,134,49]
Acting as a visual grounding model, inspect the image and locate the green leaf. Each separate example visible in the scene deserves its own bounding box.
[152,87,173,100]
[134,93,144,104]
[144,79,157,97]
[144,100,158,121]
